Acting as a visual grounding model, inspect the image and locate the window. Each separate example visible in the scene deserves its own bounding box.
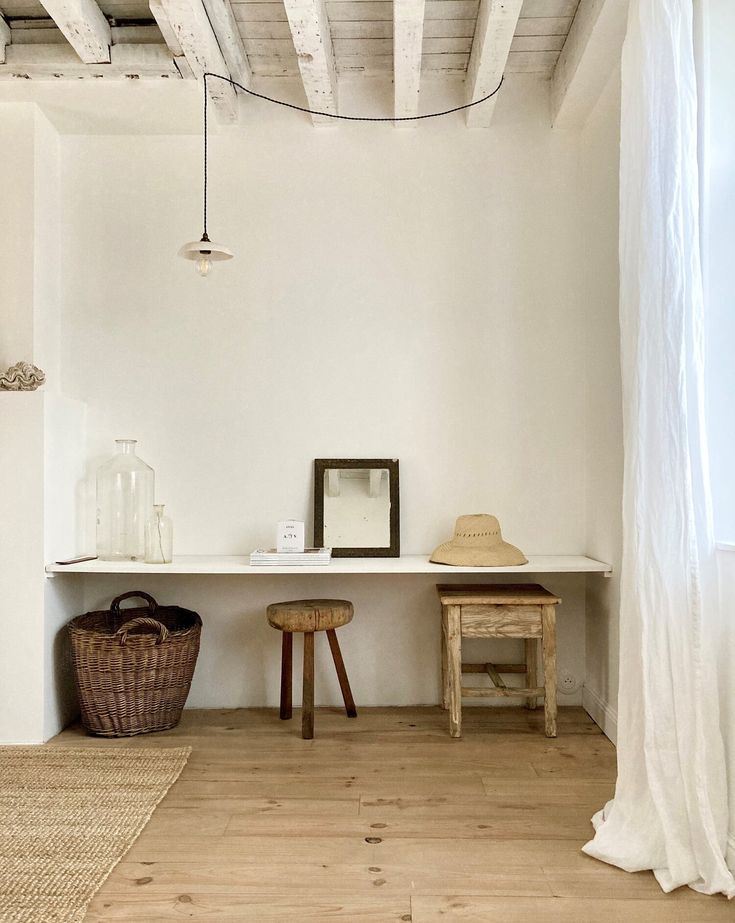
[701,1,735,541]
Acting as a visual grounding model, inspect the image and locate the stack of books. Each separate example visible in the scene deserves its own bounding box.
[249,548,332,566]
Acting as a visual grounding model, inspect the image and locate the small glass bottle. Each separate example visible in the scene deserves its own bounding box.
[96,439,155,561]
[145,504,173,564]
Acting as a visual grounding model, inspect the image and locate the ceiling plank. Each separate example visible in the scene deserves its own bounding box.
[393,0,425,122]
[201,0,252,88]
[465,0,522,128]
[550,0,628,128]
[155,0,240,121]
[38,0,111,63]
[0,41,180,77]
[282,0,338,125]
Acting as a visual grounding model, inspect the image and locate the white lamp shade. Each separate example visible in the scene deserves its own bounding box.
[178,238,233,261]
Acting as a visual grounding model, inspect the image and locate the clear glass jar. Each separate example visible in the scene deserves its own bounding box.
[145,504,173,564]
[96,439,155,561]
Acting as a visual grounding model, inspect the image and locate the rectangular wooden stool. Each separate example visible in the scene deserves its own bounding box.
[437,584,561,738]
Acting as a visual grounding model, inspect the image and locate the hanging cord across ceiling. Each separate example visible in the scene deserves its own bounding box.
[202,71,504,123]
[189,71,505,273]
[200,70,505,238]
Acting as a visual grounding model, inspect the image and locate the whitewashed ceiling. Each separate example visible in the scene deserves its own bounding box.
[0,0,583,124]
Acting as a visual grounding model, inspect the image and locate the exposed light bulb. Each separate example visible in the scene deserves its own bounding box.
[196,256,212,277]
[178,235,233,273]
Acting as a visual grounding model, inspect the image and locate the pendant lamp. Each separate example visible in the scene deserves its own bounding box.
[179,78,233,277]
[178,234,233,277]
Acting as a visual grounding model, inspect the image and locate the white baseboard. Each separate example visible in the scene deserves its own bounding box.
[0,739,45,746]
[583,685,618,745]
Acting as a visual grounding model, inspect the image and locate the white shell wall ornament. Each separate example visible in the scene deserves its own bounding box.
[0,361,46,391]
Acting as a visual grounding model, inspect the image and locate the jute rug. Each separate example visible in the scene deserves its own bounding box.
[0,745,191,923]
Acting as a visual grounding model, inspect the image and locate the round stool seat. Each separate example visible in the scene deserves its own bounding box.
[267,599,354,634]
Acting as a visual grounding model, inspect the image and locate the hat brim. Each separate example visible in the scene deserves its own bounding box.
[429,541,528,567]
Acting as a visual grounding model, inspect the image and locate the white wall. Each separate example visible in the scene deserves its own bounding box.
[0,105,35,370]
[51,75,598,707]
[61,76,587,560]
[0,74,628,728]
[580,70,623,741]
[0,104,86,743]
[0,393,46,743]
[81,571,586,709]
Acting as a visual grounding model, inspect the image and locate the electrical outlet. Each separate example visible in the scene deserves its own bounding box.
[558,671,580,695]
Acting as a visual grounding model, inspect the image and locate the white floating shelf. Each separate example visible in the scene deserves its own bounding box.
[46,554,612,577]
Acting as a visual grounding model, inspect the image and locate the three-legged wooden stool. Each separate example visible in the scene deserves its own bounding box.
[267,598,357,739]
[437,584,561,738]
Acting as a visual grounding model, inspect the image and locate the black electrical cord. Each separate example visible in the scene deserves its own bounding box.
[204,70,504,123]
[201,70,505,238]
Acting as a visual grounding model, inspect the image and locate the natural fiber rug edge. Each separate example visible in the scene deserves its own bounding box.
[72,746,192,923]
[0,745,192,923]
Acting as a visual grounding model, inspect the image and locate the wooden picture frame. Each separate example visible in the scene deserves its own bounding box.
[314,459,400,558]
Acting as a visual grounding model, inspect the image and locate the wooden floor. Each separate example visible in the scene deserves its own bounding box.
[51,707,733,921]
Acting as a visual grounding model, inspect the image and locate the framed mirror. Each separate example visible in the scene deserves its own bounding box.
[314,459,400,557]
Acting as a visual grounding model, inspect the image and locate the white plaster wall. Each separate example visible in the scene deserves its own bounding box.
[0,393,46,743]
[0,105,35,370]
[44,394,87,739]
[60,77,587,560]
[81,572,586,708]
[33,109,62,388]
[52,77,594,706]
[580,70,624,741]
[0,106,86,743]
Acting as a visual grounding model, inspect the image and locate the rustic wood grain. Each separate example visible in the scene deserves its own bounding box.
[525,638,539,710]
[542,604,557,738]
[47,707,730,922]
[326,628,357,718]
[279,631,292,720]
[445,605,462,738]
[302,630,315,740]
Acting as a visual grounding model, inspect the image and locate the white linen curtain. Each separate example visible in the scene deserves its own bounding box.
[582,0,735,898]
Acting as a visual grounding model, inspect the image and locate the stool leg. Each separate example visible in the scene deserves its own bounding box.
[326,629,357,718]
[525,638,538,711]
[541,605,557,738]
[446,604,462,739]
[279,632,293,720]
[302,631,315,740]
[441,605,449,710]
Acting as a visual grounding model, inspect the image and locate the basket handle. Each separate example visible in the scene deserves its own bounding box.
[116,617,170,646]
[111,591,158,617]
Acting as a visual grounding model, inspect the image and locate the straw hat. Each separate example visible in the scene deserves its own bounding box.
[430,514,528,567]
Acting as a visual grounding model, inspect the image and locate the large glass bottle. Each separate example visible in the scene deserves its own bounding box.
[96,439,155,561]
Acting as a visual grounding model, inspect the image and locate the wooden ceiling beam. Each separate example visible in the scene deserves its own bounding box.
[155,0,239,121]
[551,0,628,128]
[0,16,10,65]
[393,0,425,122]
[202,0,251,89]
[149,0,192,77]
[38,0,111,64]
[465,0,522,128]
[0,42,180,78]
[282,0,338,126]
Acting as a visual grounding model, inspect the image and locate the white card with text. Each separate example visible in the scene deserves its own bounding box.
[277,520,305,553]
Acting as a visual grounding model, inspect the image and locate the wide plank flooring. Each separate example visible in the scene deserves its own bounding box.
[49,707,733,921]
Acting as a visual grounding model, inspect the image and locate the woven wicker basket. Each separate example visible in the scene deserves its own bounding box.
[68,591,202,738]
